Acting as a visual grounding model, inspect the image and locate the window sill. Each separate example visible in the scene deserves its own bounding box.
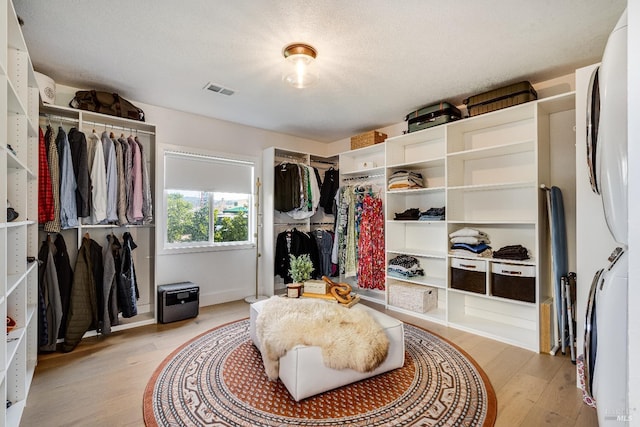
[159,242,255,256]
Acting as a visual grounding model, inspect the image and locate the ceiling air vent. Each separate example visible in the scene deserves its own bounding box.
[203,82,235,96]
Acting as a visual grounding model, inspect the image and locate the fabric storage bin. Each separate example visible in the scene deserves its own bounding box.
[450,258,486,294]
[491,263,536,303]
[350,130,387,150]
[389,282,437,313]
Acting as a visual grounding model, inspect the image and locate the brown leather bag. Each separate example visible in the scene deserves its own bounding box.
[69,90,145,121]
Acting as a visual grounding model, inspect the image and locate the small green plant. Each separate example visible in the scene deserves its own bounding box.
[288,254,313,283]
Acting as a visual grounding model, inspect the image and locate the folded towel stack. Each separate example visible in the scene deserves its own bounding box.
[388,170,424,190]
[449,228,492,257]
[494,244,530,260]
[387,255,425,278]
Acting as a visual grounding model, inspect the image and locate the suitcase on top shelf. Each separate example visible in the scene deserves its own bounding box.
[463,81,537,116]
[405,102,461,133]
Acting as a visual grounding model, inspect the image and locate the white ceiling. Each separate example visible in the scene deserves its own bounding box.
[14,0,626,143]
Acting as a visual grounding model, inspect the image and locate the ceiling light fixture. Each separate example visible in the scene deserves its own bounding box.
[282,43,318,89]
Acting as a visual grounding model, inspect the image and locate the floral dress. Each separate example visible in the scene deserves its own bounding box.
[357,194,385,289]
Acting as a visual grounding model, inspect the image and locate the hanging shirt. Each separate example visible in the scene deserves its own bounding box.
[38,127,55,223]
[43,126,61,233]
[114,136,128,226]
[88,132,107,224]
[57,127,79,229]
[127,136,143,222]
[68,128,90,218]
[137,137,153,224]
[102,131,118,223]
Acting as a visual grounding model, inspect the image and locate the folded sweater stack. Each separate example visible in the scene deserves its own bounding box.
[387,255,425,278]
[493,244,530,260]
[449,227,492,257]
[419,206,445,221]
[388,170,424,190]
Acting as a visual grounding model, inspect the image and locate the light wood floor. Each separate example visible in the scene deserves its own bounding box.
[21,299,597,427]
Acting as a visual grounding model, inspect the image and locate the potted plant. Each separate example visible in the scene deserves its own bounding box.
[288,254,313,298]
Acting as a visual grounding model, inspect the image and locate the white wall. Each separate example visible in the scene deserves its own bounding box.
[54,84,328,306]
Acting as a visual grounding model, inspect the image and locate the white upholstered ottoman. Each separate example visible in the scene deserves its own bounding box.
[249,299,405,401]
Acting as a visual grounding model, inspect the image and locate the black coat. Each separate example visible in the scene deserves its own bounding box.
[119,232,139,318]
[274,229,321,283]
[67,128,90,217]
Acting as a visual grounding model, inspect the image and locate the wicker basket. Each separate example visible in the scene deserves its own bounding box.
[350,130,387,150]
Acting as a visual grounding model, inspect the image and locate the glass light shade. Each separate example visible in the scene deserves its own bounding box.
[282,44,318,89]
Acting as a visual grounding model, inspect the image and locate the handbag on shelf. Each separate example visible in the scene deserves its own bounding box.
[69,90,145,122]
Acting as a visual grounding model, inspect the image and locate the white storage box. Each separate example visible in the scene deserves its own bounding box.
[34,71,56,104]
[389,282,437,313]
[303,279,328,295]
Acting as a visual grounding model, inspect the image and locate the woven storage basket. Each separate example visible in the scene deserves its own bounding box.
[389,282,437,313]
[350,130,387,150]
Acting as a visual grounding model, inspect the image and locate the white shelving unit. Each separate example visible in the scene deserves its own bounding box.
[1,0,40,423]
[38,103,157,331]
[344,93,575,351]
[261,147,338,295]
[384,126,448,324]
[337,143,387,303]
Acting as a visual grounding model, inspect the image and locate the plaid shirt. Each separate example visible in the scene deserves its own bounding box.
[43,125,61,233]
[38,127,55,223]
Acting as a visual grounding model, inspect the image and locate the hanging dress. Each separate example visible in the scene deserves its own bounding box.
[357,194,385,290]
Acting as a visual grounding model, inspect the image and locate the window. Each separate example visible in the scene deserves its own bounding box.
[163,150,254,250]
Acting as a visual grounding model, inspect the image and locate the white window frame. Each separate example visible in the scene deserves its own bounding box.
[158,144,257,255]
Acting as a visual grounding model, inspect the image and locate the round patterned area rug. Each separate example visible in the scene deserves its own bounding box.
[143,319,496,426]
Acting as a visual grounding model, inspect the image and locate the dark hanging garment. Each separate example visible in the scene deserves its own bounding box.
[37,240,50,348]
[38,238,63,352]
[53,234,73,339]
[119,232,139,318]
[274,163,301,212]
[67,127,90,217]
[101,234,122,334]
[319,168,339,214]
[89,239,105,330]
[274,229,321,283]
[63,237,99,352]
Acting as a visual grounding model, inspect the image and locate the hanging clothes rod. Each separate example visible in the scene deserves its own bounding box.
[39,113,79,124]
[311,222,334,225]
[310,158,338,165]
[81,119,156,136]
[39,113,155,136]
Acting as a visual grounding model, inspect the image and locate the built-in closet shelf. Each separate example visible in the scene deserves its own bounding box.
[80,223,156,229]
[387,157,445,170]
[262,147,340,294]
[387,220,445,225]
[447,220,538,226]
[377,93,576,352]
[387,274,446,289]
[387,186,445,195]
[37,103,158,344]
[387,248,446,259]
[388,304,448,324]
[447,139,534,159]
[448,312,538,351]
[447,181,536,192]
[341,165,385,177]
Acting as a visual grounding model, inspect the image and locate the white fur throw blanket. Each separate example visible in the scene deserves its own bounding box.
[255,296,390,381]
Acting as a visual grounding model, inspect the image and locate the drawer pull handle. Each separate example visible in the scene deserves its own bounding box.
[502,270,522,275]
[460,264,476,269]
